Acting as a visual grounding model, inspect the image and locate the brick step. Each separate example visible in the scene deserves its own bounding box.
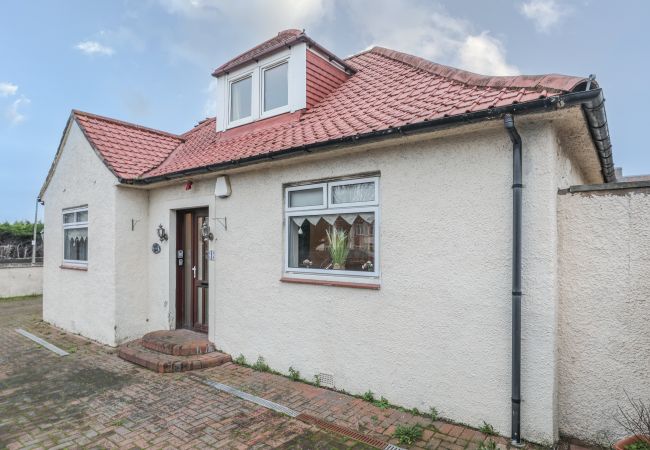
[118,339,231,373]
[141,329,215,356]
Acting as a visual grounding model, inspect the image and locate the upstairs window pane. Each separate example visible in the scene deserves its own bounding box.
[230,76,252,121]
[263,62,288,112]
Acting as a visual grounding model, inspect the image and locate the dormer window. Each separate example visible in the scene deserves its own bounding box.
[229,75,252,122]
[263,61,288,113]
[213,30,354,132]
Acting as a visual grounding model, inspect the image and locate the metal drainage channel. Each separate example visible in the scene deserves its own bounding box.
[197,377,405,450]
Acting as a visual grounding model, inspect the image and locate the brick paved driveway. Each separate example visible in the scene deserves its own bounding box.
[1,297,595,450]
[0,297,373,449]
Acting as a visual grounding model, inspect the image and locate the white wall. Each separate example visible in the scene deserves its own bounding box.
[558,189,650,444]
[0,264,43,298]
[114,186,151,343]
[41,121,119,346]
[144,120,566,442]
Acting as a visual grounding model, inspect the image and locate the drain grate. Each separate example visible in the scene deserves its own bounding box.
[384,445,407,450]
[296,413,388,449]
[200,378,299,417]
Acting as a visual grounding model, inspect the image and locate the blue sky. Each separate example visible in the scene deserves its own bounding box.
[0,0,648,221]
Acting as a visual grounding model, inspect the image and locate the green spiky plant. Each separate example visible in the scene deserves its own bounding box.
[326,228,350,270]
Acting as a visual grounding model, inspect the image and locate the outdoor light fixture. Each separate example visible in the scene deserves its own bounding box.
[157,224,168,242]
[201,219,214,241]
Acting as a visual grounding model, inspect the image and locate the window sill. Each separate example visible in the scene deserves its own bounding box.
[60,264,88,271]
[280,276,380,290]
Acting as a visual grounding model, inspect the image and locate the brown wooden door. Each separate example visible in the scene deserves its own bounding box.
[176,208,209,332]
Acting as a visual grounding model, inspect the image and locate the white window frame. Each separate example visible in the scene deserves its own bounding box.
[227,71,255,128]
[285,182,327,211]
[284,177,380,279]
[62,205,88,266]
[260,59,290,118]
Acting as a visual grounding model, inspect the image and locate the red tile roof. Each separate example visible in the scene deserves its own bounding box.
[73,110,182,179]
[70,44,592,182]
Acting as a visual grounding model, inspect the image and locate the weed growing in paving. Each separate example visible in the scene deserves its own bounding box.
[429,406,439,421]
[394,424,423,445]
[362,390,375,402]
[288,366,301,381]
[479,439,497,450]
[374,396,389,409]
[479,421,497,435]
[234,354,247,366]
[252,356,271,372]
[313,374,321,387]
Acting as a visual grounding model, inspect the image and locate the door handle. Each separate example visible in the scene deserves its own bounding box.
[192,265,197,279]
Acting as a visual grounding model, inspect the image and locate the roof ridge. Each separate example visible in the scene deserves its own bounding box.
[72,110,184,141]
[365,46,589,93]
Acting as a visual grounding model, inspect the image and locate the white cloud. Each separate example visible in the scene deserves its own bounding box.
[5,96,30,125]
[0,82,18,97]
[519,0,570,32]
[75,40,115,56]
[345,0,519,75]
[458,33,520,76]
[158,0,328,39]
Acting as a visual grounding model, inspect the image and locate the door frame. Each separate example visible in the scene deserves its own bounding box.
[175,207,210,333]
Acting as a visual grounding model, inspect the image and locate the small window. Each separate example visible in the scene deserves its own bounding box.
[230,75,252,122]
[285,177,379,277]
[263,62,288,112]
[286,183,326,210]
[62,207,88,265]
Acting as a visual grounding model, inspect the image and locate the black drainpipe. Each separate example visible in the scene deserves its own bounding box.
[504,114,522,446]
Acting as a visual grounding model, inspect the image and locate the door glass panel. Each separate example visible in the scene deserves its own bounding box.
[183,212,192,328]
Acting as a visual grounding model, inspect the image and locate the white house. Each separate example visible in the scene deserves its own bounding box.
[39,29,649,445]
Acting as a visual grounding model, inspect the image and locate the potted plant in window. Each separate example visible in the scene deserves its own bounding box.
[614,392,650,450]
[326,228,349,270]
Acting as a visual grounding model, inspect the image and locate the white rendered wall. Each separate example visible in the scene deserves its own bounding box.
[0,264,43,298]
[114,186,151,343]
[41,121,118,346]
[144,121,563,442]
[558,189,650,444]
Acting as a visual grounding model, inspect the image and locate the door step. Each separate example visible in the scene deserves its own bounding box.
[142,329,215,355]
[118,330,230,373]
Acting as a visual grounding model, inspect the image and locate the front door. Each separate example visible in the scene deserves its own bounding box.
[176,208,209,332]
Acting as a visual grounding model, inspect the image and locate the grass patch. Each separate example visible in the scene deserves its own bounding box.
[479,439,497,450]
[0,294,41,302]
[373,396,389,409]
[394,424,423,445]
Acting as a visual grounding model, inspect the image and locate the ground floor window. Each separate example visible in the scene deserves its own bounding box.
[285,177,379,277]
[63,206,88,265]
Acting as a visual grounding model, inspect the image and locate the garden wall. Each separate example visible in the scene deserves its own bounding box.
[558,183,650,443]
[0,263,43,298]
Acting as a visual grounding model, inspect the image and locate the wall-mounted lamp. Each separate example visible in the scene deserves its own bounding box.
[201,219,214,241]
[157,224,168,242]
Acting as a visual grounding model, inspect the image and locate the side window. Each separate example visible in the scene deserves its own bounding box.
[63,207,88,265]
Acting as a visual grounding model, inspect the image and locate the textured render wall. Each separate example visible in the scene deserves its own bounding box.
[558,190,650,443]
[41,121,119,346]
[0,265,43,298]
[114,186,150,343]
[181,121,563,443]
